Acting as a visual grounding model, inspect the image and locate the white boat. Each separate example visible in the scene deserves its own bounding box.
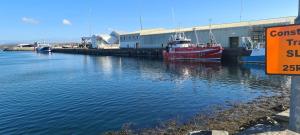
[240,37,265,63]
[36,43,52,53]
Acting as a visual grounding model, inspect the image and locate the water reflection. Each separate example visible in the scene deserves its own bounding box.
[240,64,291,92]
[164,61,222,80]
[36,52,52,56]
[86,56,291,97]
[86,56,291,93]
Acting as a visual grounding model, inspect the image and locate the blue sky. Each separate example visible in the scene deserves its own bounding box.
[0,0,298,42]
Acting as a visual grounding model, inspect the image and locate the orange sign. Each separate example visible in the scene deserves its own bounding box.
[266,24,300,75]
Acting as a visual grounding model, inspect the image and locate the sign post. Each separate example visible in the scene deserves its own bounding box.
[290,1,300,132]
[266,1,300,132]
[290,77,300,132]
[266,24,300,133]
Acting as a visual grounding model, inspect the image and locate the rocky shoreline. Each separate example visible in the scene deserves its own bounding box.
[106,89,290,135]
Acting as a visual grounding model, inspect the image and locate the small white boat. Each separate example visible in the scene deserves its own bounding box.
[36,43,52,53]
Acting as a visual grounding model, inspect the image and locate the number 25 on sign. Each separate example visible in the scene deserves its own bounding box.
[266,24,300,75]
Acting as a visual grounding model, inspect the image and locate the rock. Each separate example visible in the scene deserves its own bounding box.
[272,105,288,112]
[274,109,289,123]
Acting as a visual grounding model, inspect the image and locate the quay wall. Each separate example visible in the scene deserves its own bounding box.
[52,48,247,63]
[52,48,164,59]
[3,47,35,51]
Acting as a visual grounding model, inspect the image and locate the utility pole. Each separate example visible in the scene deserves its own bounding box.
[240,0,243,22]
[139,16,143,31]
[289,0,300,133]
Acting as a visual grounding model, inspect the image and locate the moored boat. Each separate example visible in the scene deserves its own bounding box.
[240,37,265,63]
[163,32,223,61]
[36,43,52,53]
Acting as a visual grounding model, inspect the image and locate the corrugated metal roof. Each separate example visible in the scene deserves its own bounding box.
[122,16,296,36]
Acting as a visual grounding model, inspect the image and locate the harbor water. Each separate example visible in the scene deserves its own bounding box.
[0,51,290,134]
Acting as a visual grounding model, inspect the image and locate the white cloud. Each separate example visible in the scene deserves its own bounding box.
[62,19,72,25]
[21,17,39,24]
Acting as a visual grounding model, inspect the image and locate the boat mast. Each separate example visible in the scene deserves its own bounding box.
[193,28,200,45]
[171,8,177,35]
[209,19,217,44]
[209,19,213,44]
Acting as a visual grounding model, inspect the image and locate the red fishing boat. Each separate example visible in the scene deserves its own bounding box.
[163,31,223,61]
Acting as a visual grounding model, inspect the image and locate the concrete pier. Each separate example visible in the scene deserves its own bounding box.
[52,48,164,59]
[52,48,248,63]
[3,47,35,51]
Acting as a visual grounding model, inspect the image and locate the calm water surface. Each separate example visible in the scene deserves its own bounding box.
[0,51,290,135]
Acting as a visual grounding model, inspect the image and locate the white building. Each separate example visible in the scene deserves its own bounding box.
[120,17,295,49]
[82,31,120,49]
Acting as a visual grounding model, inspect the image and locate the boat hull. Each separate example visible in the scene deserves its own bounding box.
[240,55,265,63]
[240,48,265,63]
[163,46,223,61]
[36,47,52,53]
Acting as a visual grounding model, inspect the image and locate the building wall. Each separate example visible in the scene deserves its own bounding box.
[120,33,140,48]
[140,34,170,48]
[120,19,294,48]
[139,27,250,48]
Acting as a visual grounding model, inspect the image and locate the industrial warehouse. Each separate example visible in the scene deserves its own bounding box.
[119,17,295,49]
